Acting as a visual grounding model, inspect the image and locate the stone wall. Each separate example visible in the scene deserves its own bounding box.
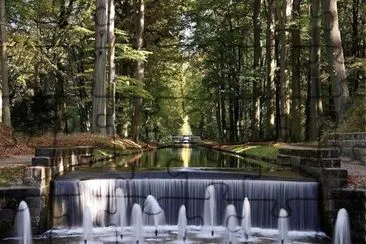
[0,186,48,237]
[327,132,366,164]
[278,146,366,243]
[0,146,94,238]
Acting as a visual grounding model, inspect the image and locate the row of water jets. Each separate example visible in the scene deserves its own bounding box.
[15,185,351,243]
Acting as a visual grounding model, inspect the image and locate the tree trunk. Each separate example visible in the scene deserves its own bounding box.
[351,0,359,57]
[131,0,145,141]
[251,0,261,141]
[264,0,276,140]
[220,82,227,142]
[309,0,323,140]
[323,0,349,124]
[106,0,116,136]
[216,84,223,141]
[0,0,11,127]
[290,0,301,141]
[278,0,292,141]
[92,0,108,134]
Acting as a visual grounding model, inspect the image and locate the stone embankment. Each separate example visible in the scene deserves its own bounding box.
[277,132,366,243]
[0,146,94,237]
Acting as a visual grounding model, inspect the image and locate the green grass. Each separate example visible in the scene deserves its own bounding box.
[236,145,279,160]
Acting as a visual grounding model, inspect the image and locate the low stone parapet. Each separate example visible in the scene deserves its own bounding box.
[27,146,95,186]
[326,132,366,164]
[2,146,96,237]
[278,147,340,158]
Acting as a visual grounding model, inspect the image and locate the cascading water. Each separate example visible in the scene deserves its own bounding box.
[241,197,251,240]
[143,195,165,236]
[278,208,289,244]
[223,204,238,244]
[53,178,319,232]
[203,185,216,236]
[113,188,127,238]
[131,203,144,244]
[333,208,351,244]
[82,206,93,243]
[177,205,187,241]
[14,201,32,244]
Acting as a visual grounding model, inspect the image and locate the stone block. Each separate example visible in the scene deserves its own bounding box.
[32,156,61,166]
[25,196,45,208]
[23,167,52,187]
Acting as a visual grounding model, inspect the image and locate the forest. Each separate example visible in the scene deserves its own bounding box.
[0,0,365,143]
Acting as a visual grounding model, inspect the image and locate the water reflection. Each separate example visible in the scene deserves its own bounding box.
[113,145,261,171]
[181,145,192,168]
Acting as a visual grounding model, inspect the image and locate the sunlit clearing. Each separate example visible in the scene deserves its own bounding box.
[180,115,192,135]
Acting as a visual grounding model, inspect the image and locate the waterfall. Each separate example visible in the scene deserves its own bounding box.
[53,178,319,231]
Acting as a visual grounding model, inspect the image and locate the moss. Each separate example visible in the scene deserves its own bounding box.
[0,166,25,187]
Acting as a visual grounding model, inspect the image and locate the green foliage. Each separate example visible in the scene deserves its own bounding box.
[337,95,366,132]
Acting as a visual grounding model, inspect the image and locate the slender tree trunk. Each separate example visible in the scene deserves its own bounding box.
[323,0,349,124]
[92,0,108,134]
[305,66,311,141]
[309,0,323,140]
[0,0,11,127]
[265,0,276,140]
[290,0,301,142]
[131,0,145,141]
[351,0,359,57]
[251,0,261,141]
[220,82,227,142]
[278,0,292,141]
[216,85,223,140]
[106,0,116,136]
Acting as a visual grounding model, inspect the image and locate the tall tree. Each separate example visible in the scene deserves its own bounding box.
[92,0,108,134]
[323,0,349,123]
[309,0,323,140]
[264,0,276,140]
[251,0,261,141]
[131,0,145,141]
[278,0,292,141]
[106,0,116,135]
[0,0,11,127]
[289,0,301,141]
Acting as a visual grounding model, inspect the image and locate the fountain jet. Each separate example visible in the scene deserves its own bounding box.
[143,195,165,236]
[203,185,216,235]
[82,206,93,243]
[241,197,251,240]
[177,205,187,241]
[278,208,289,244]
[15,201,32,244]
[115,188,126,238]
[224,204,238,244]
[333,208,351,244]
[131,203,144,244]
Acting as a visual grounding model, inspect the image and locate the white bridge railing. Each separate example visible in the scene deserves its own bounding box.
[171,135,201,143]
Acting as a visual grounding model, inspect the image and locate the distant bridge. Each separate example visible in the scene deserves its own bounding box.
[171,135,201,144]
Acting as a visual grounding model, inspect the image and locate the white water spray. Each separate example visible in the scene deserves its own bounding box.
[15,201,32,244]
[333,208,351,244]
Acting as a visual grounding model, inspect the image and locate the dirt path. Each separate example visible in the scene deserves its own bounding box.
[341,158,366,187]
